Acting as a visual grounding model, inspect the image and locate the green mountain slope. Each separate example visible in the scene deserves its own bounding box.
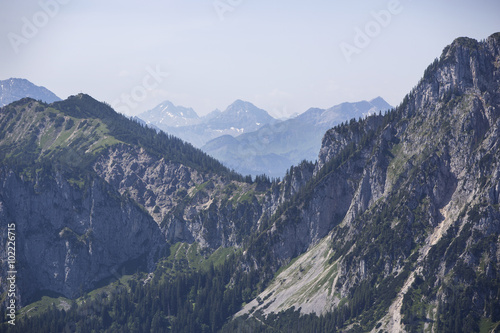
[0,94,242,179]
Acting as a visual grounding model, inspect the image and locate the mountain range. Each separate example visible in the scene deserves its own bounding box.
[140,97,392,178]
[202,97,392,178]
[0,33,500,332]
[138,99,277,148]
[0,78,391,179]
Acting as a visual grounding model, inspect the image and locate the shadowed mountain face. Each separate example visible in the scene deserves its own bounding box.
[0,78,61,106]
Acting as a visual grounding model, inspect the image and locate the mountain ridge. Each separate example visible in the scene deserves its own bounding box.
[139,99,276,148]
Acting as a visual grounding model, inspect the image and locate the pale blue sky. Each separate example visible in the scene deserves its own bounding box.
[1,1,499,117]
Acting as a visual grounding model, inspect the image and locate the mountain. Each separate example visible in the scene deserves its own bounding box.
[138,100,200,128]
[202,97,392,178]
[2,33,500,333]
[295,97,392,125]
[232,33,500,332]
[138,99,276,147]
[0,94,258,304]
[204,99,275,132]
[0,78,61,106]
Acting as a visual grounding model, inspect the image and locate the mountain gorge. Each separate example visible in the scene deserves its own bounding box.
[1,33,500,332]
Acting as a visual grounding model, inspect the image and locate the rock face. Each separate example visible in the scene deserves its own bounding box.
[92,144,265,249]
[238,33,500,331]
[0,169,165,302]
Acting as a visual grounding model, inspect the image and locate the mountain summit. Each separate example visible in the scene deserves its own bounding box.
[0,78,61,106]
[204,99,276,131]
[138,100,200,128]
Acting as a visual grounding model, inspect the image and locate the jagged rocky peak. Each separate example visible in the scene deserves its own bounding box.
[317,33,500,171]
[225,99,261,113]
[210,99,275,125]
[410,33,500,113]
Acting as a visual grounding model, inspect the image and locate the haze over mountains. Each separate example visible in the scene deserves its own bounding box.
[1,33,500,333]
[137,100,201,128]
[139,97,392,177]
[138,99,278,148]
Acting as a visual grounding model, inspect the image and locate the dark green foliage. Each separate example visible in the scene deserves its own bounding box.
[1,253,265,333]
[54,115,65,128]
[64,118,75,130]
[222,307,345,333]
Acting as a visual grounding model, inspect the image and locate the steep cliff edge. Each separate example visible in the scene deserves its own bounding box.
[0,169,165,303]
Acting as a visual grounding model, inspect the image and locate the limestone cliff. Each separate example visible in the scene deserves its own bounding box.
[0,168,165,303]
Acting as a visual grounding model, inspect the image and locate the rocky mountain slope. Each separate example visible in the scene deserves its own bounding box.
[0,78,61,107]
[234,33,500,332]
[0,95,270,304]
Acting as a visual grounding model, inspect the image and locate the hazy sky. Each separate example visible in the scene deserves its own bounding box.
[1,1,499,118]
